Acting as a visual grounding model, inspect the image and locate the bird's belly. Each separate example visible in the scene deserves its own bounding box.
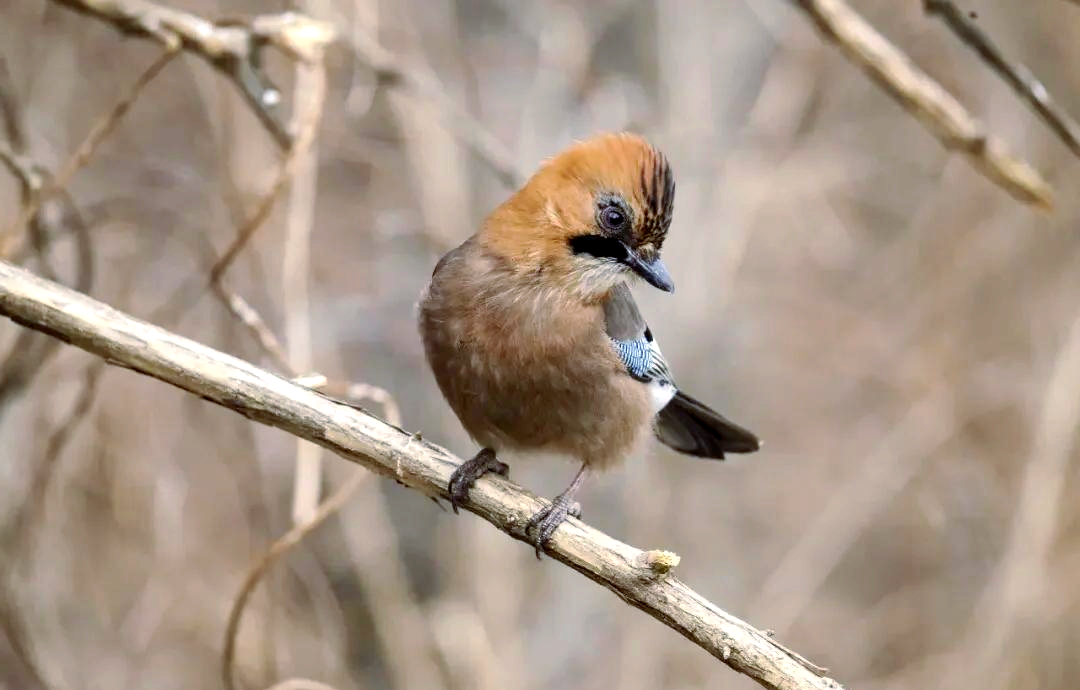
[443,349,653,469]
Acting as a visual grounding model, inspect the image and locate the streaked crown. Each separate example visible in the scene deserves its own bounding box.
[482,132,677,297]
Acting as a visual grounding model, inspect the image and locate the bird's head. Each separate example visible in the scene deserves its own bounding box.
[482,132,676,300]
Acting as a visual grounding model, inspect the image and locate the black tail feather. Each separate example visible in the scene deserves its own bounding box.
[654,390,760,459]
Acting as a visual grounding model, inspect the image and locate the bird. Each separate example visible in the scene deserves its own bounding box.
[418,132,759,556]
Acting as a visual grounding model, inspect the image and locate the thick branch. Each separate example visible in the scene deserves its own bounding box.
[791,0,1054,210]
[51,0,335,148]
[0,259,846,690]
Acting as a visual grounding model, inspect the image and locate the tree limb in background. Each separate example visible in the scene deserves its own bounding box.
[2,47,178,259]
[351,26,526,189]
[0,259,846,690]
[924,0,1080,159]
[0,69,97,416]
[51,0,335,149]
[223,471,371,690]
[0,140,44,199]
[207,63,328,285]
[145,34,330,338]
[204,208,441,690]
[791,0,1054,210]
[222,386,401,690]
[283,58,324,525]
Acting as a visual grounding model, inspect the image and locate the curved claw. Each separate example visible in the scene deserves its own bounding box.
[448,448,508,514]
[525,495,581,559]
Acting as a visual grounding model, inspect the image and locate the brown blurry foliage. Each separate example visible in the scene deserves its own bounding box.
[1,1,1080,690]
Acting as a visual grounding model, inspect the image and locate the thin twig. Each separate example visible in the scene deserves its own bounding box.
[0,260,846,690]
[284,60,324,525]
[955,307,1080,689]
[223,389,399,690]
[337,477,449,690]
[209,198,411,689]
[7,362,107,550]
[0,140,44,197]
[222,471,370,690]
[0,57,27,152]
[1,47,179,258]
[923,0,1080,159]
[333,386,447,690]
[154,43,329,328]
[208,64,327,284]
[49,0,335,148]
[0,584,56,690]
[0,102,97,419]
[351,26,525,188]
[213,283,292,373]
[791,0,1054,209]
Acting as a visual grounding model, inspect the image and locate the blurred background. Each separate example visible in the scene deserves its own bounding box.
[2,1,1079,689]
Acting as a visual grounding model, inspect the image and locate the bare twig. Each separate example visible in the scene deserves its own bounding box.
[923,0,1080,159]
[154,41,329,328]
[49,0,335,148]
[791,0,1054,209]
[284,60,324,525]
[152,56,328,334]
[351,27,525,188]
[213,284,292,373]
[223,387,399,690]
[0,58,27,152]
[1,47,178,258]
[0,584,55,690]
[0,140,44,197]
[222,470,371,690]
[0,59,44,204]
[0,80,97,418]
[955,307,1080,689]
[0,260,846,690]
[215,265,412,688]
[208,64,327,285]
[314,388,447,690]
[6,362,107,550]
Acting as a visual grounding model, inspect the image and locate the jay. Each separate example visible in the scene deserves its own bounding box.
[419,132,759,555]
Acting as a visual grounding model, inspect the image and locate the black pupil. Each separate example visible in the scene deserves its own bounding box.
[604,207,625,228]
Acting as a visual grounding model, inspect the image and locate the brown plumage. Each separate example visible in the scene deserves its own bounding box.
[419,132,759,555]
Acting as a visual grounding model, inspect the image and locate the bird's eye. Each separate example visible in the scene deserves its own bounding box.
[599,205,628,231]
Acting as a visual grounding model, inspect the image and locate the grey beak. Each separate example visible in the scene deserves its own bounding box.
[628,254,674,293]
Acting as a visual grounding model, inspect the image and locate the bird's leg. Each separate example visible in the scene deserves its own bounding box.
[448,447,508,514]
[526,463,587,559]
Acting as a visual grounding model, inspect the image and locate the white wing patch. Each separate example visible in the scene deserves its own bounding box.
[647,379,677,412]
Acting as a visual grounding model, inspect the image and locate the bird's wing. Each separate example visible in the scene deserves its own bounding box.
[603,283,674,386]
[604,283,760,459]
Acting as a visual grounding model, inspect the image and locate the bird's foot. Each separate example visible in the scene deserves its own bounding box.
[448,447,508,514]
[525,493,582,559]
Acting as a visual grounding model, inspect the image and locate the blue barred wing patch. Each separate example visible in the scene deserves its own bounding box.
[612,338,651,380]
[610,336,672,384]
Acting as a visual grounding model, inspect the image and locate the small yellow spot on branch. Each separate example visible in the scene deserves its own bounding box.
[638,549,680,575]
